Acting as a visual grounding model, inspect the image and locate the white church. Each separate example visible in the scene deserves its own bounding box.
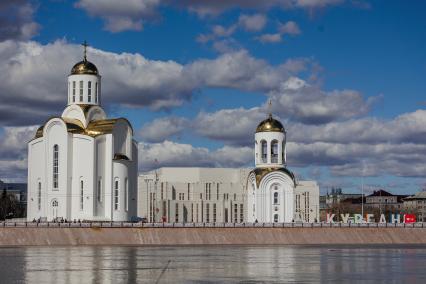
[26,45,138,222]
[138,113,319,223]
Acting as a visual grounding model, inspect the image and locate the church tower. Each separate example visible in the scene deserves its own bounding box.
[254,113,286,167]
[67,41,101,106]
[27,42,138,222]
[247,110,295,223]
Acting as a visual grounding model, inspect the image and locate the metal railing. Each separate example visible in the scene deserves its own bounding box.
[0,222,424,228]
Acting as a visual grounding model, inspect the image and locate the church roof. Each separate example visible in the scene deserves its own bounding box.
[33,117,132,140]
[256,114,285,133]
[70,59,98,75]
[250,167,296,187]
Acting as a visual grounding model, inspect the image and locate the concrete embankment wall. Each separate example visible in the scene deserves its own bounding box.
[0,227,425,246]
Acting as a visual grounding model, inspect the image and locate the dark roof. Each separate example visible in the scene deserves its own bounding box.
[367,189,394,197]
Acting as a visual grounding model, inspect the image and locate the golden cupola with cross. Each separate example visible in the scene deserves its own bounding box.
[67,41,101,106]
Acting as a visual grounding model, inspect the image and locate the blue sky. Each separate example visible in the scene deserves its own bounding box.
[0,0,426,194]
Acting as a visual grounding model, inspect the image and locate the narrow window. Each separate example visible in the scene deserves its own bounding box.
[271,140,278,163]
[95,82,98,103]
[213,203,217,223]
[114,179,119,210]
[125,178,128,211]
[97,178,102,202]
[261,140,267,163]
[161,183,164,200]
[88,81,92,102]
[240,204,244,223]
[234,204,238,223]
[274,214,279,223]
[72,81,76,102]
[216,184,219,200]
[38,182,41,211]
[187,183,190,200]
[79,81,83,101]
[53,145,59,189]
[191,204,194,222]
[274,192,279,205]
[206,203,210,223]
[80,180,84,211]
[175,204,179,222]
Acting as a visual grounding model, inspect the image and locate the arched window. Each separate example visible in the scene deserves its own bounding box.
[72,81,76,102]
[261,140,267,163]
[80,180,84,211]
[274,214,279,223]
[97,178,102,202]
[38,182,41,211]
[79,81,83,102]
[271,140,278,163]
[274,192,279,205]
[53,145,59,189]
[114,179,119,210]
[124,178,128,212]
[88,81,92,102]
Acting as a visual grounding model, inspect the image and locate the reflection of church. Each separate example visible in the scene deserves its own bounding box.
[139,113,319,223]
[27,45,138,221]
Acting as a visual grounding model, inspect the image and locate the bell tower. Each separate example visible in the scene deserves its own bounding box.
[67,41,101,106]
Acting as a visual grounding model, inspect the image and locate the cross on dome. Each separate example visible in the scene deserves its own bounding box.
[82,40,89,62]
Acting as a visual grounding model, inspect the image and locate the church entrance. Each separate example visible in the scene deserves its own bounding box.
[52,199,59,220]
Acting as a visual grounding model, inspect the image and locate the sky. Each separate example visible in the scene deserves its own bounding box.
[0,0,426,195]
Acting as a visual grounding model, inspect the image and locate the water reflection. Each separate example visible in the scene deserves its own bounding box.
[0,246,424,283]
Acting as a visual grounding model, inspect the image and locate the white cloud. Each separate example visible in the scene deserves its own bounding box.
[257,33,282,43]
[139,117,188,143]
[269,77,378,124]
[75,0,161,32]
[138,141,252,171]
[278,21,301,35]
[238,14,267,32]
[0,40,309,126]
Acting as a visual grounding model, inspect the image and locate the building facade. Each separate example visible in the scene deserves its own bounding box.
[403,191,426,222]
[27,48,138,222]
[138,114,319,223]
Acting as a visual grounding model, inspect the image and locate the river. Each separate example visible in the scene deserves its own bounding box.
[0,245,425,283]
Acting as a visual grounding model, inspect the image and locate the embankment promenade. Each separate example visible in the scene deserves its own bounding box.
[0,222,425,246]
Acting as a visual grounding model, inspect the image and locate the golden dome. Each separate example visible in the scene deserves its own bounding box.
[256,114,284,133]
[71,59,98,75]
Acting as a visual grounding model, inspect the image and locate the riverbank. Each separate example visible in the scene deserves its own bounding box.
[0,226,425,246]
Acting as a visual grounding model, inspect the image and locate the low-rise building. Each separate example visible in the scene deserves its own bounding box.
[365,189,407,212]
[403,191,426,222]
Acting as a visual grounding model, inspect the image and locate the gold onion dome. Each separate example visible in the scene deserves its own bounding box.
[256,114,285,133]
[71,59,98,75]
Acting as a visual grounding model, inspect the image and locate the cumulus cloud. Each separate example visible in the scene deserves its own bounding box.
[75,0,161,32]
[238,14,267,32]
[0,40,310,126]
[0,0,40,41]
[278,21,301,35]
[138,141,252,171]
[194,107,264,145]
[257,33,282,43]
[139,117,188,143]
[268,77,378,124]
[181,0,343,17]
[0,126,36,181]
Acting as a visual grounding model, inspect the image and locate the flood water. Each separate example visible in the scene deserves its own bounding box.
[0,245,425,283]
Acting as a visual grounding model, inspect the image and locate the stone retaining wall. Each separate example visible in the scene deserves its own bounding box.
[0,227,425,246]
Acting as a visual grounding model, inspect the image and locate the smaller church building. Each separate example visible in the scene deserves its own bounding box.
[26,47,138,222]
[139,114,319,223]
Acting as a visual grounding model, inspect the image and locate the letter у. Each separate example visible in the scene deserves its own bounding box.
[340,214,350,223]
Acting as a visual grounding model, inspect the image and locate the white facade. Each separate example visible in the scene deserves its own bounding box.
[139,168,249,223]
[138,114,319,223]
[27,55,138,222]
